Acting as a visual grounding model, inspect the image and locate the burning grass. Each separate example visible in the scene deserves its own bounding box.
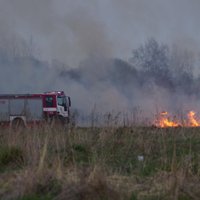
[154,110,200,128]
[0,125,200,199]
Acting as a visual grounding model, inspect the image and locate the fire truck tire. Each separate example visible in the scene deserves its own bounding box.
[11,118,25,129]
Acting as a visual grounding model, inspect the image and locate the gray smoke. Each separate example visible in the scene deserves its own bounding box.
[0,1,200,125]
[0,41,200,125]
[1,0,200,65]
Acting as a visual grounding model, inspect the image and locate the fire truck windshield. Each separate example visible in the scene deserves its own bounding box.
[57,96,67,107]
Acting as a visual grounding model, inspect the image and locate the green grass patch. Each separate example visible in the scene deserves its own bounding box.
[0,145,24,172]
[17,194,53,200]
[129,192,138,200]
[72,143,91,164]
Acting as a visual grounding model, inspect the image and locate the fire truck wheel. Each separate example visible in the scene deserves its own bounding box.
[12,118,25,129]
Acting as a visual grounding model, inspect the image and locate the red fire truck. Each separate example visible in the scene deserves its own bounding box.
[0,91,71,128]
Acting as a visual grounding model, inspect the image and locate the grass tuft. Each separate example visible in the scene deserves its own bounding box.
[0,145,24,171]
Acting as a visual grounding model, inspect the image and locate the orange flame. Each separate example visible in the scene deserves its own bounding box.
[155,111,180,128]
[188,111,199,127]
[155,110,200,128]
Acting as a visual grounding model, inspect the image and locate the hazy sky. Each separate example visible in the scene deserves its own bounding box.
[0,0,200,67]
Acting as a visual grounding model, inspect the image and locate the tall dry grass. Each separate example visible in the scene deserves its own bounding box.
[0,125,200,199]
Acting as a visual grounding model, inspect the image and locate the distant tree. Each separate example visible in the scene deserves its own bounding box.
[170,45,195,95]
[130,38,173,89]
[0,33,40,63]
[131,38,170,74]
[170,45,194,78]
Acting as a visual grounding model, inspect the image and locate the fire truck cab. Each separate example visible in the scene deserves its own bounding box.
[43,91,71,123]
[0,91,71,128]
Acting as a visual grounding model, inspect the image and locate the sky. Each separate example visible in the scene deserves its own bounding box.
[0,0,200,67]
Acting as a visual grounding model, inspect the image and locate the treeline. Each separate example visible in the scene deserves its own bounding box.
[0,37,200,116]
[60,38,200,98]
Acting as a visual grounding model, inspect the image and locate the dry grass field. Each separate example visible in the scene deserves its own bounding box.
[0,125,200,200]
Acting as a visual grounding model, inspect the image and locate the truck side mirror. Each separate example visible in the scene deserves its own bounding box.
[68,97,71,107]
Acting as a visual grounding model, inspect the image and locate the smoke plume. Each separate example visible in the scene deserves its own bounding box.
[0,1,200,125]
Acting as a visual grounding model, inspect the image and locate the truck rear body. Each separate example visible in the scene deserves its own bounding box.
[0,91,71,127]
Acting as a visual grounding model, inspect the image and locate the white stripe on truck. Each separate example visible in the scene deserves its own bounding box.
[43,107,57,112]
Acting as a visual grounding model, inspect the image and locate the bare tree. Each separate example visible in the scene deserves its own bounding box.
[131,38,170,74]
[170,44,194,78]
[130,38,173,90]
